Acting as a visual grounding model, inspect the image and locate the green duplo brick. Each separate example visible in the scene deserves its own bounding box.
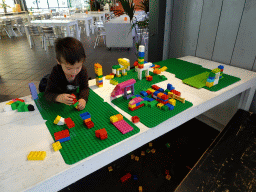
[162,105,169,111]
[138,56,144,60]
[165,89,170,94]
[11,101,22,110]
[112,65,121,69]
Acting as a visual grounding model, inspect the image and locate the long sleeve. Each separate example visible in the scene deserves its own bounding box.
[44,66,63,103]
[78,66,90,102]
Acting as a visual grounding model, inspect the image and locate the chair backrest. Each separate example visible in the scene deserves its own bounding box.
[42,26,54,34]
[4,20,12,25]
[44,14,51,20]
[27,25,40,35]
[16,18,23,25]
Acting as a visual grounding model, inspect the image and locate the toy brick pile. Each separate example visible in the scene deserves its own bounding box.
[206,65,224,87]
[129,83,185,111]
[3,98,35,112]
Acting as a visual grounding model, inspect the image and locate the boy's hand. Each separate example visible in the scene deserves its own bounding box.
[77,99,86,110]
[56,94,76,105]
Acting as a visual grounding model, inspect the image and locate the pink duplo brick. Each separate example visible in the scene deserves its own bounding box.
[129,97,144,105]
[119,79,136,89]
[113,120,133,134]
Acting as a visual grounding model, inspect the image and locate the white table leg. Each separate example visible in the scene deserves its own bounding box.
[66,25,70,37]
[85,20,90,37]
[74,23,80,40]
[238,86,256,111]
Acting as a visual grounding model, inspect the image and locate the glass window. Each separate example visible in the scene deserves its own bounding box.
[25,0,38,9]
[48,0,58,8]
[37,0,48,9]
[58,0,68,7]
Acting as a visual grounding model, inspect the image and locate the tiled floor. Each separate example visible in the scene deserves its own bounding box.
[0,29,140,102]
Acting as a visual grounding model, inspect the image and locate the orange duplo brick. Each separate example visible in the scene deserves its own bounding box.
[116,114,123,121]
[84,118,91,123]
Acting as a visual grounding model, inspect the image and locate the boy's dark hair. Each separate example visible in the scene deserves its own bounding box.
[55,37,86,65]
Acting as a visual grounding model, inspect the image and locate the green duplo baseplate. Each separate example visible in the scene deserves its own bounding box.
[35,90,140,165]
[154,58,241,91]
[112,93,193,128]
[110,69,193,128]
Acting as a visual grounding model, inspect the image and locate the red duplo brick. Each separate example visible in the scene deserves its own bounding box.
[85,121,94,129]
[151,85,159,90]
[54,129,70,141]
[146,76,153,81]
[65,118,75,129]
[132,116,140,123]
[161,94,168,100]
[120,173,132,183]
[95,128,107,140]
[146,90,152,95]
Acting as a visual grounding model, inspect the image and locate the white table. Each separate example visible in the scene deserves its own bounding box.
[52,15,94,37]
[0,56,256,192]
[85,12,105,22]
[105,15,133,48]
[30,20,80,40]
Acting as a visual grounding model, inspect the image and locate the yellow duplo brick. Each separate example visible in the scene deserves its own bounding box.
[27,151,46,160]
[157,103,164,108]
[98,84,103,88]
[135,156,139,161]
[168,99,176,106]
[168,92,174,98]
[116,74,121,77]
[94,63,102,68]
[206,82,213,88]
[149,142,153,147]
[110,115,119,123]
[105,75,114,79]
[138,58,144,63]
[52,141,62,151]
[53,115,61,124]
[6,101,14,105]
[108,166,113,172]
[131,154,135,159]
[98,77,103,81]
[141,151,145,156]
[151,149,156,153]
[139,186,143,192]
[166,175,171,180]
[98,71,103,76]
[116,114,123,121]
[160,66,167,72]
[122,72,127,76]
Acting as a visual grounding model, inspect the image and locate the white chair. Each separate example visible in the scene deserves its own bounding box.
[13,18,25,36]
[25,25,44,49]
[41,26,57,51]
[2,20,18,38]
[94,21,106,49]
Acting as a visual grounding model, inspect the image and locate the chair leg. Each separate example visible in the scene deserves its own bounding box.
[29,35,32,48]
[94,36,99,49]
[4,28,11,38]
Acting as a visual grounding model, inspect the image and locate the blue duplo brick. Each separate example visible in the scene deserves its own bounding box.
[80,112,91,120]
[140,91,148,97]
[158,88,164,92]
[138,52,145,57]
[58,136,70,143]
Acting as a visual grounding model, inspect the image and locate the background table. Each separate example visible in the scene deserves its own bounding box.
[30,20,80,40]
[0,56,256,192]
[105,15,133,49]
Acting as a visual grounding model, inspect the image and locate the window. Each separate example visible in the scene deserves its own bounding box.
[58,0,68,7]
[37,0,48,9]
[0,0,15,12]
[25,0,38,9]
[48,0,58,8]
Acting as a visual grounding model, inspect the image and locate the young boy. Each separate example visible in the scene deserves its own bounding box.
[39,37,89,111]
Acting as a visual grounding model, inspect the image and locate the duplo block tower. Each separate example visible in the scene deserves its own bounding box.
[206,65,224,87]
[94,63,103,87]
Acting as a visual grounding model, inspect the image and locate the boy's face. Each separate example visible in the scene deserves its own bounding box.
[58,58,83,80]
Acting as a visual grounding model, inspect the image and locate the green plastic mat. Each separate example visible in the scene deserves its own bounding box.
[112,93,193,128]
[154,58,241,91]
[183,71,212,89]
[111,69,193,128]
[35,90,140,165]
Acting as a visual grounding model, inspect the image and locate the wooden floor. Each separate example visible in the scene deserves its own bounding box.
[0,30,140,102]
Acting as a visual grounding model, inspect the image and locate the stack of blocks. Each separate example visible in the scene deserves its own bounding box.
[80,112,94,129]
[110,114,133,134]
[54,129,70,142]
[95,128,108,140]
[94,63,103,87]
[4,99,35,112]
[206,65,224,87]
[137,45,145,69]
[71,93,79,110]
[128,97,144,111]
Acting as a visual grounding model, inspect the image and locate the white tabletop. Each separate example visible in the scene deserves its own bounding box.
[0,56,255,192]
[31,19,76,24]
[106,15,131,24]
